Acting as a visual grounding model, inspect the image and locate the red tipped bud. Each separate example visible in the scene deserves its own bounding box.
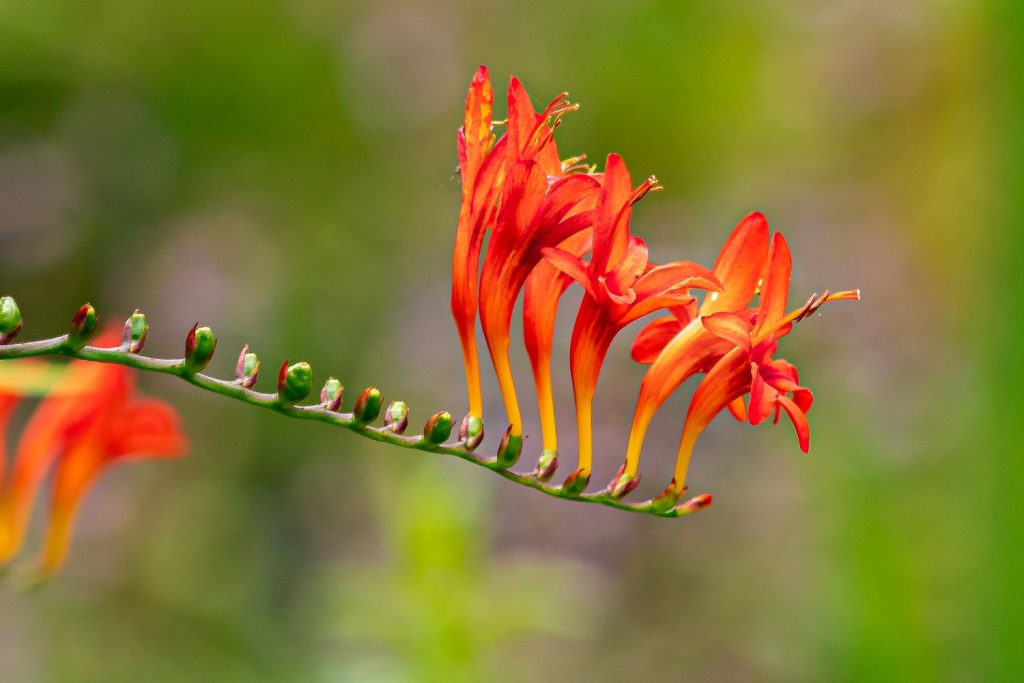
[320,377,344,411]
[353,386,382,423]
[534,449,559,481]
[458,414,484,450]
[184,324,217,374]
[235,345,260,387]
[422,411,453,445]
[561,468,590,495]
[277,360,313,403]
[608,465,641,499]
[495,426,522,469]
[384,401,409,433]
[67,303,99,350]
[677,493,713,514]
[0,296,23,344]
[122,310,148,353]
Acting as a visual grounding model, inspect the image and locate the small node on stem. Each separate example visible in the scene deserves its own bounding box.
[66,303,99,351]
[534,449,559,482]
[278,360,313,403]
[607,464,641,499]
[122,310,148,353]
[422,411,453,445]
[495,426,522,469]
[353,386,382,424]
[0,296,23,344]
[184,324,217,375]
[320,377,343,411]
[458,414,484,450]
[384,401,409,434]
[651,479,684,515]
[236,345,260,387]
[561,468,590,495]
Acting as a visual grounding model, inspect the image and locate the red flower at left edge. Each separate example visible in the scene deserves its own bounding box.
[0,332,186,576]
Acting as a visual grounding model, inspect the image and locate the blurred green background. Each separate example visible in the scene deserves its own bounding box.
[0,0,1018,680]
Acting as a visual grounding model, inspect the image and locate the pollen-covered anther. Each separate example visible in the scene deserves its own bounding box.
[458,414,484,450]
[384,401,409,434]
[0,296,23,345]
[320,377,343,411]
[235,345,260,388]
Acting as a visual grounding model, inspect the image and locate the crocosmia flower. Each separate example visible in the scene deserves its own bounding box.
[622,218,859,509]
[541,153,719,487]
[0,333,186,575]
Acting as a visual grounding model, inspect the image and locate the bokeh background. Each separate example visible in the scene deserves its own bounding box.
[0,0,1019,680]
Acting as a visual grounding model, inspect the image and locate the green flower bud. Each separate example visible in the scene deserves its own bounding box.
[235,344,260,388]
[384,401,409,433]
[320,377,343,411]
[184,323,217,374]
[0,296,22,344]
[495,426,522,469]
[353,386,382,423]
[66,303,98,350]
[422,411,453,444]
[278,360,313,403]
[122,310,148,353]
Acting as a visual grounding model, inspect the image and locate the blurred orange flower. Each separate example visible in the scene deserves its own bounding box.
[0,334,186,575]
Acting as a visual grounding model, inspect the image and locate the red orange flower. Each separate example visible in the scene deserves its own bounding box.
[541,153,719,484]
[0,334,185,575]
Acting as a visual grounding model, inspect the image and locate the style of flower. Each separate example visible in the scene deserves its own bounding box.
[0,334,186,575]
[622,218,859,509]
[541,153,720,489]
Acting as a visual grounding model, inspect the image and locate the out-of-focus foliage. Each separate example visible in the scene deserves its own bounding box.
[0,0,1014,681]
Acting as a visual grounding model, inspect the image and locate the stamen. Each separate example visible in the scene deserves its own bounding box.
[628,175,663,206]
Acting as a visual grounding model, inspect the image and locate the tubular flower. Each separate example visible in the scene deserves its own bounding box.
[475,78,601,457]
[627,222,859,509]
[542,153,720,485]
[0,334,186,575]
[522,230,590,473]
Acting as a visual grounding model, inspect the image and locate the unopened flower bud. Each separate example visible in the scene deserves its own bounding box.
[320,377,343,411]
[384,401,409,433]
[678,493,713,515]
[458,414,484,450]
[534,449,559,481]
[651,480,684,515]
[278,360,313,403]
[122,310,148,353]
[422,411,453,444]
[184,323,217,374]
[495,426,522,469]
[561,468,590,495]
[67,303,98,350]
[608,465,641,499]
[353,386,382,423]
[0,296,22,344]
[235,345,260,387]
